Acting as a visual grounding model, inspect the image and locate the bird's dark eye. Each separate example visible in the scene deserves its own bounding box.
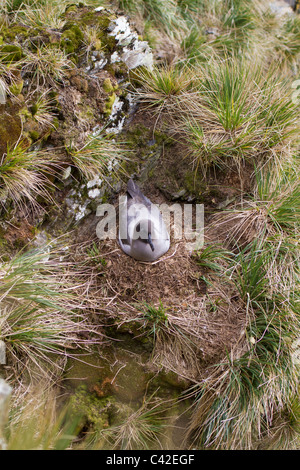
[136,223,140,232]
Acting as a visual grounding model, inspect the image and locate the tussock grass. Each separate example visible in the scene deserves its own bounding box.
[4,385,82,450]
[133,57,298,177]
[119,0,300,70]
[130,64,195,113]
[0,141,60,209]
[185,233,299,449]
[274,15,300,66]
[68,133,128,181]
[119,0,183,37]
[14,0,67,30]
[21,46,74,88]
[29,90,56,128]
[99,396,166,450]
[180,61,298,171]
[209,160,300,249]
[81,25,103,60]
[0,246,102,383]
[187,339,298,449]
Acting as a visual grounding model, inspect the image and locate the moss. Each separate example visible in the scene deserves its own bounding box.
[52,117,60,129]
[61,22,84,54]
[94,38,102,51]
[65,9,116,52]
[0,24,30,42]
[125,124,150,148]
[9,79,23,96]
[69,385,115,430]
[18,106,32,120]
[104,91,116,116]
[102,77,115,94]
[28,130,40,141]
[182,169,211,203]
[0,44,23,62]
[30,102,39,116]
[64,4,79,14]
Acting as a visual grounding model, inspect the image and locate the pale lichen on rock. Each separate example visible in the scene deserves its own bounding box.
[108,15,153,70]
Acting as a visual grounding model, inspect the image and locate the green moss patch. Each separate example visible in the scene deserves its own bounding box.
[61,22,84,54]
[0,44,23,62]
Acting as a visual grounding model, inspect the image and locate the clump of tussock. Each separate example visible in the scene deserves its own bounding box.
[185,235,299,450]
[0,140,61,209]
[207,159,300,249]
[0,245,103,384]
[28,90,57,129]
[67,133,129,182]
[20,45,74,89]
[130,64,195,114]
[132,57,298,178]
[3,384,82,450]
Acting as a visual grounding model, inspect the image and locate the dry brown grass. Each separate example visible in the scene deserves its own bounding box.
[71,224,247,385]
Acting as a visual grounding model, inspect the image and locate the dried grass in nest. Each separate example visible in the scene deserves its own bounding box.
[103,268,247,384]
[96,237,205,306]
[71,226,248,383]
[151,281,247,383]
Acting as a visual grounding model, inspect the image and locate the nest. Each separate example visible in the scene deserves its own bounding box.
[99,237,204,305]
[83,234,247,383]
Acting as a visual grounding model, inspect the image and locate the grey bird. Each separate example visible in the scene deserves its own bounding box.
[118,179,170,261]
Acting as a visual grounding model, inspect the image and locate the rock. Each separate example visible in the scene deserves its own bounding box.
[108,16,153,70]
[0,341,6,365]
[268,0,294,16]
[0,378,12,441]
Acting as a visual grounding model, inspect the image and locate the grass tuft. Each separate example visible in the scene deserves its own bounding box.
[0,141,61,209]
[0,246,102,382]
[68,133,129,181]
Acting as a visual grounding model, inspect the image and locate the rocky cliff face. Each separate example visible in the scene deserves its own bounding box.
[0,4,155,248]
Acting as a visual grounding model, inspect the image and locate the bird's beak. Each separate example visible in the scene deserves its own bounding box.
[148,233,155,251]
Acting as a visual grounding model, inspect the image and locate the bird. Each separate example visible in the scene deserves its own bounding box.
[118,179,170,261]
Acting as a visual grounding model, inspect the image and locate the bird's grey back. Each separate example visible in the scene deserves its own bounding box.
[126,179,152,208]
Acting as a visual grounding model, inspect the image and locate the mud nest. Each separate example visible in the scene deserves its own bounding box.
[73,227,247,383]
